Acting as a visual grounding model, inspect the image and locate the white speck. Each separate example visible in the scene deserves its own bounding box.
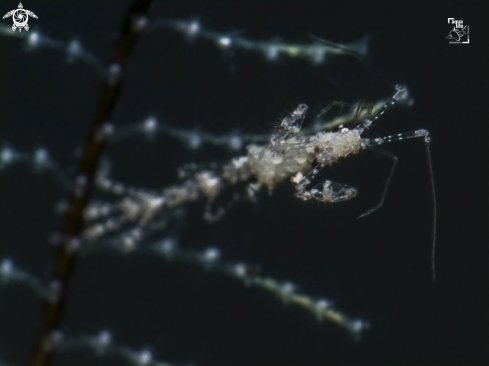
[314,299,333,320]
[281,282,295,295]
[122,235,136,251]
[265,44,279,61]
[28,31,40,47]
[187,132,202,149]
[34,147,49,165]
[137,349,152,365]
[316,299,332,311]
[50,330,64,345]
[349,319,369,335]
[1,147,16,165]
[107,63,121,85]
[159,238,177,257]
[143,117,158,134]
[218,36,232,47]
[112,183,125,195]
[130,227,143,242]
[132,16,148,32]
[1,259,13,275]
[186,20,200,36]
[310,47,326,64]
[105,218,118,230]
[66,237,81,253]
[101,123,115,137]
[67,39,82,57]
[228,134,243,150]
[75,175,87,187]
[234,263,247,277]
[204,247,220,262]
[96,330,112,346]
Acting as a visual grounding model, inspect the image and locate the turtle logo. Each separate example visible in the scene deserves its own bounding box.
[3,3,38,32]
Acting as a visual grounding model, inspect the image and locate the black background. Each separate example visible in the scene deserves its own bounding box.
[0,1,487,365]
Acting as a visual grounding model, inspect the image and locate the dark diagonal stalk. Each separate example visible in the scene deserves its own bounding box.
[31,1,152,365]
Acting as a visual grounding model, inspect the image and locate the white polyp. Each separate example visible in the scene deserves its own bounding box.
[281,282,295,293]
[34,147,49,166]
[66,237,81,253]
[109,63,121,75]
[50,330,64,346]
[218,36,232,48]
[310,47,326,64]
[158,238,177,259]
[101,123,115,138]
[187,132,202,149]
[98,204,110,216]
[84,205,99,220]
[203,247,220,262]
[91,203,110,220]
[348,319,368,335]
[122,235,136,252]
[75,174,88,187]
[1,259,13,276]
[27,31,40,47]
[233,263,247,278]
[130,227,143,242]
[67,39,82,58]
[96,177,110,190]
[132,16,148,32]
[73,175,88,197]
[41,330,64,352]
[108,63,122,84]
[265,44,279,61]
[136,349,152,365]
[48,280,62,303]
[186,20,200,37]
[96,330,112,347]
[280,282,296,300]
[315,299,332,319]
[105,218,119,231]
[112,183,125,195]
[143,117,158,134]
[1,147,16,165]
[228,134,243,150]
[49,281,62,296]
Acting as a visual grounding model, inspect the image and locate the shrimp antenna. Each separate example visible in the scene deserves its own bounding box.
[423,139,437,282]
